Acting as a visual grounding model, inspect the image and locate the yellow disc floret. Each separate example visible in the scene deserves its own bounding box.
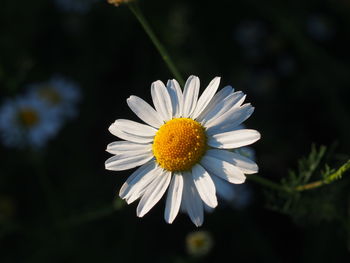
[18,108,39,127]
[152,118,207,172]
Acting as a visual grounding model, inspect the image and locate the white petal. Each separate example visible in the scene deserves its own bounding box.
[206,149,258,174]
[127,95,163,128]
[109,119,157,137]
[211,175,235,201]
[192,164,218,208]
[200,91,245,125]
[206,103,255,134]
[151,80,173,121]
[196,85,234,122]
[191,77,220,119]
[208,129,261,149]
[106,141,152,155]
[166,79,183,118]
[200,155,246,184]
[182,76,200,117]
[182,172,204,227]
[164,172,184,224]
[119,161,158,203]
[105,152,153,171]
[137,170,171,217]
[108,120,155,144]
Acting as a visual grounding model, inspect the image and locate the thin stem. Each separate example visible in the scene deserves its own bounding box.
[248,175,288,192]
[61,204,116,228]
[128,3,185,86]
[294,181,324,192]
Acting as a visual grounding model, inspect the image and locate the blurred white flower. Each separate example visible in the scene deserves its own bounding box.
[28,76,81,119]
[105,75,260,226]
[0,95,62,149]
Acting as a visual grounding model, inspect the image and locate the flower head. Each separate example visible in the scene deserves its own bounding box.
[186,230,213,257]
[0,95,61,149]
[28,76,81,119]
[105,75,261,226]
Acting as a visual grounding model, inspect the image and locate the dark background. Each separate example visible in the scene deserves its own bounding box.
[1,0,350,262]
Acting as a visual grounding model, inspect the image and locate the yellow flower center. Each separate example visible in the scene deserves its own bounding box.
[18,108,39,127]
[152,118,207,172]
[38,87,61,105]
[191,236,206,248]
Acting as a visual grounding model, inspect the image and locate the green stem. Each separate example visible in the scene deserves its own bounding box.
[128,3,185,86]
[248,175,288,192]
[61,205,116,228]
[294,181,324,192]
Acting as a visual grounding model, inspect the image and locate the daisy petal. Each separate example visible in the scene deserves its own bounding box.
[200,91,245,125]
[106,141,152,155]
[127,95,163,128]
[166,79,183,118]
[206,104,255,134]
[207,149,258,174]
[196,85,233,122]
[182,76,200,117]
[120,161,158,203]
[151,80,173,121]
[200,155,246,184]
[137,170,171,217]
[208,129,261,149]
[191,77,220,119]
[182,172,204,227]
[105,152,153,171]
[192,164,218,208]
[164,172,184,224]
[110,119,157,136]
[108,120,155,144]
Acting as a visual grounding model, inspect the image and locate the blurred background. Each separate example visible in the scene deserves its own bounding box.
[1,0,350,262]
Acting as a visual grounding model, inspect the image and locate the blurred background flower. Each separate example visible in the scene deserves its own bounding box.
[0,95,61,149]
[0,75,80,149]
[186,230,213,257]
[28,76,81,119]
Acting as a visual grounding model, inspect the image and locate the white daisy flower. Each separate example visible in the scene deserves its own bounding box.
[0,95,61,149]
[28,76,81,119]
[105,75,261,226]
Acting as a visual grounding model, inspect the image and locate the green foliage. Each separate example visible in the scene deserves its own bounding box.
[265,145,350,224]
[281,144,327,190]
[322,160,350,184]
